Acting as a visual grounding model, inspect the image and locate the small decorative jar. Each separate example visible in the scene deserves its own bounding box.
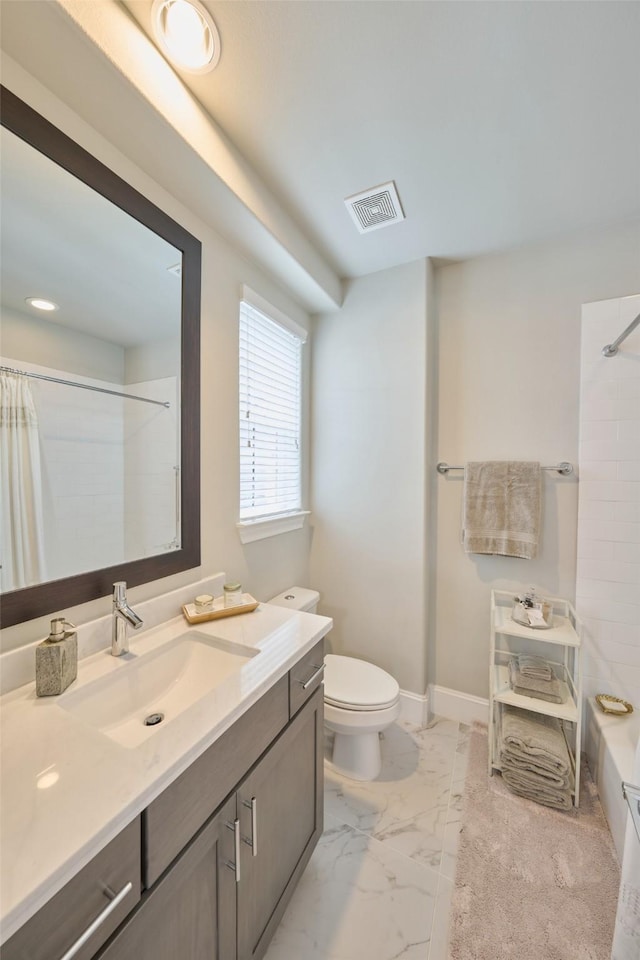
[194,594,214,613]
[223,582,243,608]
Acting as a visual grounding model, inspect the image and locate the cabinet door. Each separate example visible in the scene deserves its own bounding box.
[98,796,237,960]
[237,686,323,960]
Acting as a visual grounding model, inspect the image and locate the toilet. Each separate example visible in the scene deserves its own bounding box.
[268,587,400,781]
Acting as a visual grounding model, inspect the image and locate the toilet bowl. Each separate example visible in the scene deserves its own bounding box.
[323,654,400,780]
[268,587,400,781]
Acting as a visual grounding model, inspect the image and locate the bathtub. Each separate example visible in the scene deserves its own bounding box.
[585,696,639,862]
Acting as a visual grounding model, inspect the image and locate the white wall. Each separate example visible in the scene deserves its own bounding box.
[310,260,431,693]
[1,65,313,653]
[124,338,180,384]
[577,293,640,707]
[434,221,640,699]
[1,308,124,383]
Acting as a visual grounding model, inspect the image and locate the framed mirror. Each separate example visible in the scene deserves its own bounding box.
[0,86,201,629]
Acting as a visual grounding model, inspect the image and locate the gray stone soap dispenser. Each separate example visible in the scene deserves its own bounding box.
[35,618,77,696]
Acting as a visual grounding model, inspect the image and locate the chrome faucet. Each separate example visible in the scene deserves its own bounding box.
[112,581,143,656]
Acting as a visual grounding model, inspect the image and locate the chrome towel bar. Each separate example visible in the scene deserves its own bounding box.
[436,461,573,476]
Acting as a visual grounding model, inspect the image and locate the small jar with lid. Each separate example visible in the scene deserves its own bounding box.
[223,582,243,608]
[194,594,214,613]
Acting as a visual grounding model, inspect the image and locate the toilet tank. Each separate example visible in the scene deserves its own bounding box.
[268,586,319,614]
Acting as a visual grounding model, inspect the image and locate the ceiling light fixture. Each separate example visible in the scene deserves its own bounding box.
[26,297,59,312]
[151,0,221,74]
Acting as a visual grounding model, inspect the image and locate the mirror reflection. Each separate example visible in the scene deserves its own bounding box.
[0,127,183,593]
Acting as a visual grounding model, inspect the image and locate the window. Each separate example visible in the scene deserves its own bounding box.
[238,287,308,542]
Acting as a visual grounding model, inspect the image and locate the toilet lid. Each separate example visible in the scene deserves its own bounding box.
[324,654,399,710]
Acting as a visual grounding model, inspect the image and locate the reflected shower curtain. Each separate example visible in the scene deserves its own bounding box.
[0,372,46,590]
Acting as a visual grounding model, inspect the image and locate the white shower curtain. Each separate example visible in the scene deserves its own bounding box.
[0,372,46,590]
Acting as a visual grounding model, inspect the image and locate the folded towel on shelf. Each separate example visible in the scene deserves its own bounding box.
[500,752,573,791]
[508,658,566,704]
[500,705,572,779]
[500,767,573,811]
[498,706,575,810]
[518,654,554,681]
[462,461,541,559]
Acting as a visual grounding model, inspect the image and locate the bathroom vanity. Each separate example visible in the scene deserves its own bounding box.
[0,597,331,960]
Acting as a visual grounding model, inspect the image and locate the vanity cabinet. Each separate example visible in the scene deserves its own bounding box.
[98,686,323,960]
[1,642,325,960]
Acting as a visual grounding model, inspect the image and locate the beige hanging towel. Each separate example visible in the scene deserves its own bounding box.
[462,461,541,558]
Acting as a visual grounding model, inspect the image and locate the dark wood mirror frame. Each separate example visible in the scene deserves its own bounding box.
[0,86,201,629]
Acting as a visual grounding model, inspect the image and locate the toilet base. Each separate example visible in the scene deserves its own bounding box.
[331,730,383,781]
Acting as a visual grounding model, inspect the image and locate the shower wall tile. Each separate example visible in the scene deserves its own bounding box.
[614,542,640,564]
[577,538,615,560]
[577,294,640,711]
[579,480,638,501]
[580,439,640,462]
[577,559,640,583]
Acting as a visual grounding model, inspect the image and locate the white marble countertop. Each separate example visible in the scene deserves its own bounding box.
[0,599,332,943]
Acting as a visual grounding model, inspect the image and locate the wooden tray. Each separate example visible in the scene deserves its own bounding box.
[182,594,259,624]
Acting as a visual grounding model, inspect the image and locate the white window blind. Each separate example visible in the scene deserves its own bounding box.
[239,296,305,522]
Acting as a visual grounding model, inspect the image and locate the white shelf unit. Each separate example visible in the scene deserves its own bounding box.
[489,589,583,807]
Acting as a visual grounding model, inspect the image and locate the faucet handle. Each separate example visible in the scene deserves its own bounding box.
[113,581,127,603]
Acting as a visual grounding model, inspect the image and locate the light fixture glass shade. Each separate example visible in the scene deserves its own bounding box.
[151,0,220,74]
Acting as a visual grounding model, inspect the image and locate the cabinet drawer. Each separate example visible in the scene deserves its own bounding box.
[289,639,325,717]
[144,675,289,887]
[3,817,141,960]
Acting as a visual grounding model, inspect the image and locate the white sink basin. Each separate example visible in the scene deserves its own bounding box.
[60,632,257,748]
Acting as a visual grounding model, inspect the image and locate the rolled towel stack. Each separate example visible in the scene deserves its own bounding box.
[499,705,574,811]
[508,655,566,704]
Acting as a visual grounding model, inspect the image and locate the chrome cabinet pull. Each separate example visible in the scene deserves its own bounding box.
[298,663,324,690]
[224,819,241,883]
[58,881,132,960]
[242,797,258,857]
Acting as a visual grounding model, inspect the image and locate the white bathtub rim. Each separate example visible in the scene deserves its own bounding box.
[585,696,639,862]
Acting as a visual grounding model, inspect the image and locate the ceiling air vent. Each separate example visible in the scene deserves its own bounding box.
[345,181,405,234]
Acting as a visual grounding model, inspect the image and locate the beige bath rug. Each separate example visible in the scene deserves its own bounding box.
[449,725,620,960]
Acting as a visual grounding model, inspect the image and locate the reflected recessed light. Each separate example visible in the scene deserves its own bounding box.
[151,0,221,74]
[26,297,59,312]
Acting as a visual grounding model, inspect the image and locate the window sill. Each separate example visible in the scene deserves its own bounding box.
[236,511,311,544]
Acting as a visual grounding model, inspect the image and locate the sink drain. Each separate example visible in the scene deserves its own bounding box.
[144,712,165,727]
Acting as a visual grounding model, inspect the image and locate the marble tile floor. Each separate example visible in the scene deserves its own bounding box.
[263,717,470,960]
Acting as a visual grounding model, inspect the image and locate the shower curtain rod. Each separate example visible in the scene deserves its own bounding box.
[0,365,170,408]
[602,312,640,357]
[436,461,574,476]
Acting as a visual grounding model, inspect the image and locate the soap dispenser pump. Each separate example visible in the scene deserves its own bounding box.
[35,618,77,697]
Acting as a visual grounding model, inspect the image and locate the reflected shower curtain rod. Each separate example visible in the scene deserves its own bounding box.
[0,365,170,408]
[602,312,640,357]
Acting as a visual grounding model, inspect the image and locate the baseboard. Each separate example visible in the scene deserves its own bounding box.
[399,688,429,725]
[429,684,489,726]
